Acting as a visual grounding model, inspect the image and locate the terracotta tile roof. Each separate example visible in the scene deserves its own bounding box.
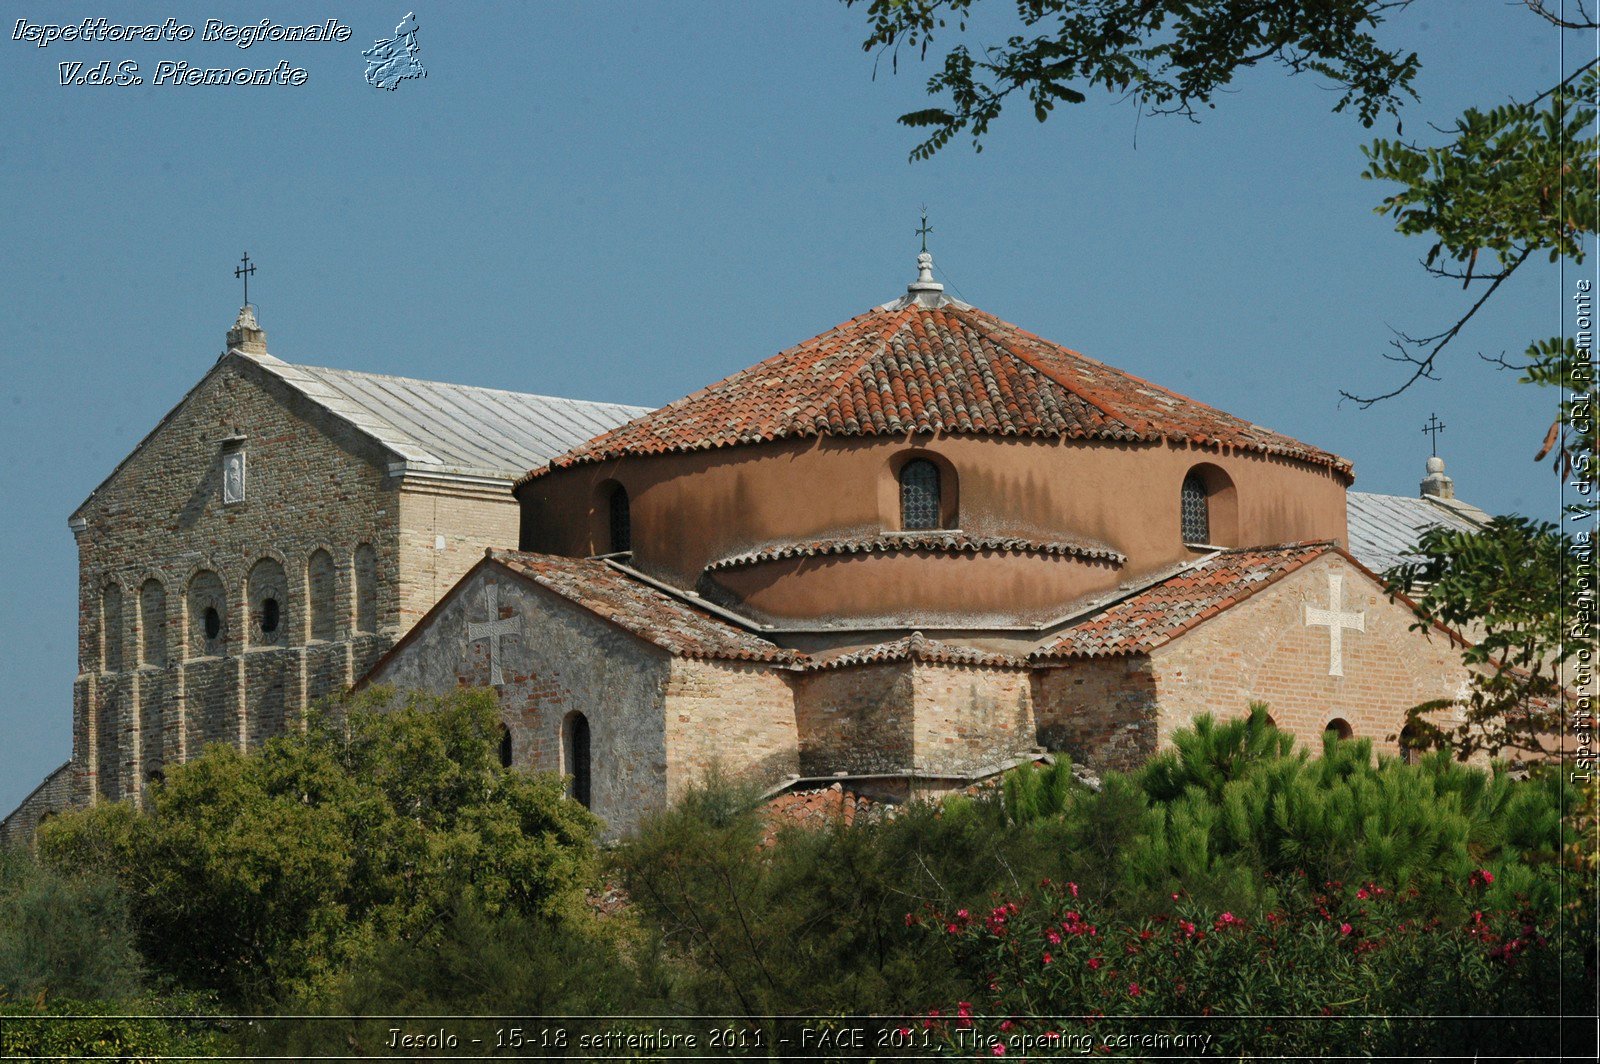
[763,783,885,843]
[523,303,1351,482]
[806,631,1028,671]
[705,532,1124,572]
[487,549,803,667]
[1038,543,1336,659]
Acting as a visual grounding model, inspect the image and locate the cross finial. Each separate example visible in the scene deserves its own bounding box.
[1422,412,1446,456]
[235,252,257,307]
[916,207,933,254]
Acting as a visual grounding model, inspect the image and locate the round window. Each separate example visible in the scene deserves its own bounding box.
[261,598,280,634]
[203,607,221,640]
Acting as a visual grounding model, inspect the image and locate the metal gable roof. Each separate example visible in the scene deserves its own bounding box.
[1345,491,1492,575]
[248,352,650,480]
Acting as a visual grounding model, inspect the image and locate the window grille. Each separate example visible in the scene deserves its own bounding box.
[900,460,941,531]
[1181,472,1210,544]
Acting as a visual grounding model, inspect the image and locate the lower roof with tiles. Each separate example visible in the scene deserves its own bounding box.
[379,543,1410,675]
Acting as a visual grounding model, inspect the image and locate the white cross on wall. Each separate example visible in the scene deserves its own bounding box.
[1304,572,1365,677]
[467,583,521,686]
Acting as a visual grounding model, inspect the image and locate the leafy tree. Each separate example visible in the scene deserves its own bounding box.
[1385,516,1577,764]
[37,687,600,1005]
[848,0,1419,160]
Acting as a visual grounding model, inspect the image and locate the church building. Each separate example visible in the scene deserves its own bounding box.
[4,254,1487,843]
[363,254,1480,836]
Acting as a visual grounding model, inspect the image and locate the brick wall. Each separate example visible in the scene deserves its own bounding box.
[795,663,915,774]
[0,762,76,848]
[1033,658,1160,772]
[67,355,400,810]
[396,483,520,631]
[663,659,799,798]
[911,663,1036,775]
[1150,553,1470,755]
[368,567,675,839]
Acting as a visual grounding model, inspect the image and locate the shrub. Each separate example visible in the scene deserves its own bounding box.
[913,872,1592,1058]
[0,847,143,1002]
[37,687,601,1005]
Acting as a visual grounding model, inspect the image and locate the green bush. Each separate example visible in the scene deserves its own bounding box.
[914,873,1593,1059]
[0,996,237,1061]
[0,848,143,1002]
[37,687,601,1006]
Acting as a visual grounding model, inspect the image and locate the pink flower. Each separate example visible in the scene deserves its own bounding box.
[1340,923,1353,936]
[1219,911,1236,924]
[1088,957,1102,970]
[1127,982,1141,997]
[1069,882,1080,897]
[1356,888,1369,900]
[999,1020,1014,1032]
[1046,930,1062,945]
[1042,951,1053,964]
[957,909,970,920]
[992,1046,1007,1056]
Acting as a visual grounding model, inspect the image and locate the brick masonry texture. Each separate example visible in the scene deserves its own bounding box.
[1149,552,1470,756]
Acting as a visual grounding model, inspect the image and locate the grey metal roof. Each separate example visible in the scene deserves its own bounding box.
[1346,491,1493,575]
[249,352,650,481]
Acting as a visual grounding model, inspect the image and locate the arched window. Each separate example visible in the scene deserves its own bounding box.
[307,549,336,642]
[1181,472,1210,544]
[247,558,287,648]
[899,459,941,531]
[101,583,124,673]
[139,579,166,667]
[1399,722,1423,765]
[498,724,514,769]
[353,544,378,634]
[563,711,591,808]
[608,486,631,555]
[1325,717,1354,741]
[186,570,227,657]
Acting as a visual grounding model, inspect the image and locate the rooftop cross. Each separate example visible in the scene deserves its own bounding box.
[916,207,933,254]
[1422,412,1446,457]
[235,252,256,307]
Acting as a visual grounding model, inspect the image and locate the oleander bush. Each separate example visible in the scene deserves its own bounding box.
[912,871,1591,1058]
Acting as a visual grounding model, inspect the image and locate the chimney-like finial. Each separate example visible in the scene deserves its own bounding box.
[1421,453,1455,500]
[226,303,267,356]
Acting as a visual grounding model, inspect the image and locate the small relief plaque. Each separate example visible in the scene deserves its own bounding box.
[222,449,246,505]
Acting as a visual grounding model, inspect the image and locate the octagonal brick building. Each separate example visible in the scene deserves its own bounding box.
[369,256,1474,836]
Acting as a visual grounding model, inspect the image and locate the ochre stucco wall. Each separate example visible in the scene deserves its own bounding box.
[521,433,1349,624]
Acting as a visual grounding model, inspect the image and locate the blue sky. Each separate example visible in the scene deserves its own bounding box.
[0,1,1584,812]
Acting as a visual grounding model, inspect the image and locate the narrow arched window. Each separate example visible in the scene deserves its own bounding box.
[1325,717,1354,741]
[247,558,287,648]
[608,486,631,555]
[563,711,591,808]
[187,570,227,657]
[899,459,941,531]
[498,724,514,769]
[1181,472,1210,544]
[1399,722,1423,765]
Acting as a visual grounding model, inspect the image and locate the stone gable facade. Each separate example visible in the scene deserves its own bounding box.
[1,313,639,845]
